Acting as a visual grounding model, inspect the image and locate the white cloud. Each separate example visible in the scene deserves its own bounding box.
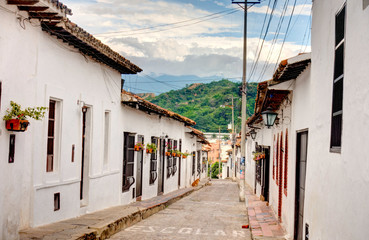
[249,4,312,16]
[62,0,310,81]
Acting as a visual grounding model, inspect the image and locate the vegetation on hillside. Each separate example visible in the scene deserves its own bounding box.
[147,79,257,133]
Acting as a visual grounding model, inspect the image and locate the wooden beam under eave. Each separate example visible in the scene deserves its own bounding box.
[18,6,49,11]
[7,0,38,5]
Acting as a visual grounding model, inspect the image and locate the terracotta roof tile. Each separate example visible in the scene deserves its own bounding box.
[122,90,196,126]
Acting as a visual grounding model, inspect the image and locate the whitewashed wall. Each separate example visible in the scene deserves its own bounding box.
[245,65,311,239]
[0,1,124,237]
[304,1,369,239]
[0,2,203,239]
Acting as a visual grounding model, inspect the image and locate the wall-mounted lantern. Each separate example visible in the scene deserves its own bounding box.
[261,107,278,128]
[250,129,257,140]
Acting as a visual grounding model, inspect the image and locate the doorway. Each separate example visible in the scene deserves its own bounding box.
[158,138,165,195]
[136,135,144,199]
[80,106,91,205]
[261,147,270,202]
[294,131,308,240]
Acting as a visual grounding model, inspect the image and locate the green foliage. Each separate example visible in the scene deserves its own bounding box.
[146,143,157,152]
[147,79,257,133]
[3,101,48,121]
[208,162,222,179]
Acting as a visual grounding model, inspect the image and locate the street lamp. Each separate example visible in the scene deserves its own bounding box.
[250,129,257,140]
[261,107,278,128]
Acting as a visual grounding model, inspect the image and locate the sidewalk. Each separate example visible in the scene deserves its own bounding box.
[244,184,286,240]
[20,179,209,240]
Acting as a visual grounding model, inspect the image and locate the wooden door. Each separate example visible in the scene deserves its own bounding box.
[294,131,308,240]
[261,148,270,202]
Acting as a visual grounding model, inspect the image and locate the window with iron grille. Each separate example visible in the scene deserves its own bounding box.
[192,151,196,175]
[172,140,177,175]
[330,4,345,151]
[167,139,173,178]
[149,137,158,184]
[123,132,135,192]
[197,150,201,175]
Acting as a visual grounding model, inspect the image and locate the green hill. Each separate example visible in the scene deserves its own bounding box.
[147,79,257,133]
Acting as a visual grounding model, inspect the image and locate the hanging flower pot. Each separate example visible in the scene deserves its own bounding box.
[146,149,153,154]
[5,119,29,132]
[134,142,144,151]
[165,151,171,156]
[3,101,47,132]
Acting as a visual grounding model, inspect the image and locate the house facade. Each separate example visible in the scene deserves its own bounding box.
[303,1,369,239]
[0,1,208,239]
[245,53,311,239]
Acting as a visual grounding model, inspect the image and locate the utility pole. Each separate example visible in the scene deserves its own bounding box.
[219,126,221,179]
[231,0,261,202]
[231,96,236,180]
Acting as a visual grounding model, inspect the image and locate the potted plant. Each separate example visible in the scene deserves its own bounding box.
[182,152,190,159]
[3,101,47,132]
[165,151,171,156]
[146,143,157,154]
[134,142,144,151]
[174,150,182,157]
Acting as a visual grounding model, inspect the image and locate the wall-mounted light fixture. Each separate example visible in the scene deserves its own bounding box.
[261,107,278,128]
[250,129,257,140]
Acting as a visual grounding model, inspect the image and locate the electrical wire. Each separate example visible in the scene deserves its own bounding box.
[95,9,241,37]
[272,0,297,73]
[247,0,279,82]
[94,8,238,36]
[257,0,290,82]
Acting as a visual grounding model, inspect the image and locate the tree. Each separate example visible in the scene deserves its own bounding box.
[208,162,222,179]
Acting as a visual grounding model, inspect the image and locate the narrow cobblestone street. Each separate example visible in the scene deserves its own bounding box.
[110,179,251,240]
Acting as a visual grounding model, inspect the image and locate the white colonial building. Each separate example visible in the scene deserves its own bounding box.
[0,0,208,239]
[245,53,311,239]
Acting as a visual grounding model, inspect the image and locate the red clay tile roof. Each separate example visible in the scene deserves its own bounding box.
[186,126,210,145]
[247,53,311,126]
[7,0,142,74]
[122,90,196,126]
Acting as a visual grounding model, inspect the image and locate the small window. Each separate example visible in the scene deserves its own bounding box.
[103,111,110,165]
[0,81,2,110]
[47,100,56,172]
[167,139,173,178]
[192,151,196,175]
[9,134,15,163]
[149,137,158,184]
[54,193,60,211]
[330,4,346,150]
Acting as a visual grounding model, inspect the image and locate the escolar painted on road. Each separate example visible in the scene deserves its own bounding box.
[125,225,246,237]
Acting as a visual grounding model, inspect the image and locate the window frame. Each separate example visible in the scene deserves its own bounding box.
[330,4,346,152]
[123,132,135,192]
[149,137,158,184]
[46,99,61,172]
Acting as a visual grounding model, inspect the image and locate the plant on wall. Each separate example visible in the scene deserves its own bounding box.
[146,143,157,153]
[134,142,145,151]
[3,101,47,132]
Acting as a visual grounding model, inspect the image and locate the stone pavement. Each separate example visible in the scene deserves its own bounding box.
[109,179,251,240]
[19,179,209,240]
[245,184,286,240]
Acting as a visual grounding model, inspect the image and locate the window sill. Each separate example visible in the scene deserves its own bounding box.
[330,147,341,153]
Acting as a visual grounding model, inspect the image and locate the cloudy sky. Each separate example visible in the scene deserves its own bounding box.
[62,0,312,94]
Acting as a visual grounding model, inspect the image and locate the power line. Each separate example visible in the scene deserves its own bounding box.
[95,9,241,37]
[257,0,290,82]
[94,8,238,36]
[247,0,279,82]
[273,0,297,73]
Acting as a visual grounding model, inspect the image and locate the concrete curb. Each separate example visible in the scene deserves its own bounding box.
[20,181,209,240]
